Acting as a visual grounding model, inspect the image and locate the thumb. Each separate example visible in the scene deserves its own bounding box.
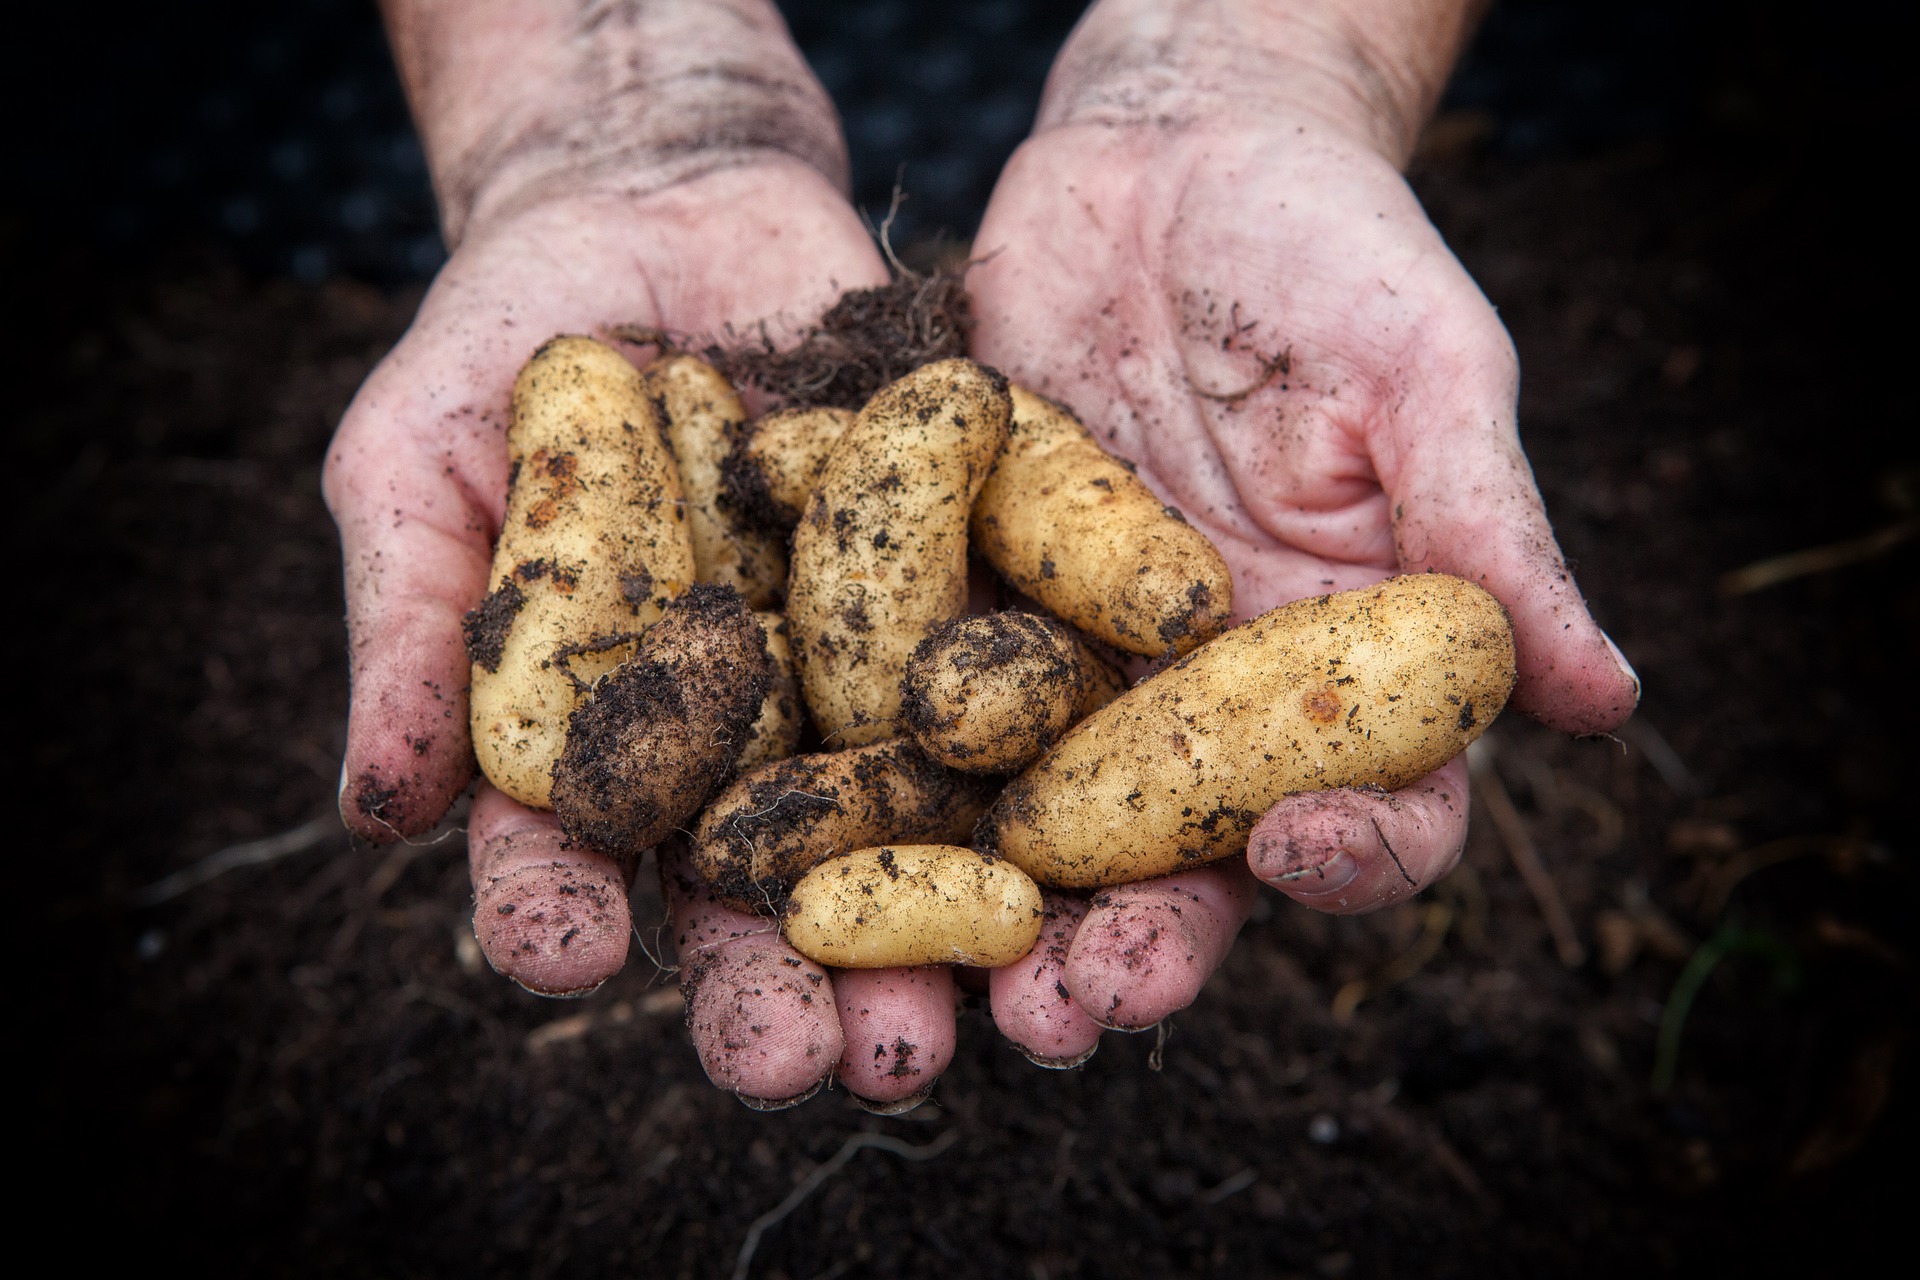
[323,337,503,841]
[1377,327,1638,734]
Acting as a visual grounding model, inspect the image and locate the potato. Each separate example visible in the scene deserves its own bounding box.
[644,354,787,607]
[900,611,1126,774]
[466,335,694,808]
[782,845,1044,968]
[733,611,803,776]
[972,386,1233,656]
[550,583,771,858]
[690,738,996,913]
[787,359,1011,745]
[979,574,1517,888]
[721,405,853,531]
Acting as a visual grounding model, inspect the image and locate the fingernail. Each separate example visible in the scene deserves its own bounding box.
[1601,630,1641,700]
[504,973,609,999]
[1272,850,1359,897]
[1016,1042,1099,1070]
[735,1077,827,1112]
[852,1083,934,1115]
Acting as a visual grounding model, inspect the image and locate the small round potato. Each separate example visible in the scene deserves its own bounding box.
[782,845,1044,969]
[900,611,1126,774]
[972,386,1233,657]
[788,360,1011,746]
[980,574,1518,888]
[468,335,694,808]
[721,405,854,531]
[549,584,771,858]
[690,739,996,914]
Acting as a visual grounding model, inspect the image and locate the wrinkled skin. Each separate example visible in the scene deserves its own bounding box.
[970,37,1638,1057]
[329,0,1638,1104]
[323,159,953,1103]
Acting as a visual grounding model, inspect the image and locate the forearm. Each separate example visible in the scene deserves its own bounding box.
[1044,0,1488,165]
[380,0,848,245]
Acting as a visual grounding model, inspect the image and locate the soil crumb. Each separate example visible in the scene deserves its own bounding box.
[706,268,972,410]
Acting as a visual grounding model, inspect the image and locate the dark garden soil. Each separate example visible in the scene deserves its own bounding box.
[16,115,1914,1277]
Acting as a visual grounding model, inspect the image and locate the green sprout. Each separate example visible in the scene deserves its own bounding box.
[1651,923,1804,1096]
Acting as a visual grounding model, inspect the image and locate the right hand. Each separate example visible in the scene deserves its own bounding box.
[326,0,961,1108]
[970,0,1638,1063]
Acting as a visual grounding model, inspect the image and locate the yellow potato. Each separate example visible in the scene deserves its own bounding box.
[466,335,694,808]
[787,359,1011,745]
[690,739,995,913]
[733,611,803,776]
[900,611,1126,774]
[782,845,1044,968]
[644,354,786,607]
[979,574,1517,888]
[721,405,853,530]
[972,386,1233,656]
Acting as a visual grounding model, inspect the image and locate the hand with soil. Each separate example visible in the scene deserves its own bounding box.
[968,0,1642,1058]
[323,0,953,1108]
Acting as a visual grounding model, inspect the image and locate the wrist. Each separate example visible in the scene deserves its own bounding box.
[382,0,849,247]
[1041,0,1485,166]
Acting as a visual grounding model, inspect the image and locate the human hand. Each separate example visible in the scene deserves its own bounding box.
[325,0,953,1107]
[970,0,1640,1061]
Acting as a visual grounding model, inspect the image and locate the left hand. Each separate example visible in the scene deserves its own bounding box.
[968,7,1639,1060]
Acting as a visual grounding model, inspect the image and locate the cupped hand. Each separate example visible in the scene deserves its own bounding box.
[970,87,1638,1058]
[323,167,956,1106]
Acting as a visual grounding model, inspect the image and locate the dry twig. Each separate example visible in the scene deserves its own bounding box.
[1331,902,1455,1024]
[133,814,340,906]
[1718,518,1916,596]
[1470,745,1586,967]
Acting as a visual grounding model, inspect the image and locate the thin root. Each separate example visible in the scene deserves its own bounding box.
[732,1129,959,1280]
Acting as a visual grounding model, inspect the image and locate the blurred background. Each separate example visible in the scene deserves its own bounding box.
[10,2,1912,1276]
[7,0,1794,280]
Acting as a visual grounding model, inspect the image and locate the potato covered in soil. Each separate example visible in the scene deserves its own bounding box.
[644,353,787,607]
[979,574,1517,889]
[782,845,1044,968]
[689,738,995,913]
[900,611,1126,774]
[787,358,1011,746]
[549,583,771,858]
[720,405,853,531]
[733,611,803,776]
[466,335,694,809]
[972,386,1233,657]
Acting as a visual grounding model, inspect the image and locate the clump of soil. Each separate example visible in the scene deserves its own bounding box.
[705,267,972,409]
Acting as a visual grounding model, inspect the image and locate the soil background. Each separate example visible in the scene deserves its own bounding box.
[10,2,1914,1276]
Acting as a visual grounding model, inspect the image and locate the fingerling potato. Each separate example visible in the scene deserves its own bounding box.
[972,386,1232,656]
[550,583,771,857]
[787,359,1011,745]
[467,335,694,808]
[721,405,853,531]
[645,353,787,607]
[691,739,995,913]
[979,574,1517,888]
[782,845,1044,968]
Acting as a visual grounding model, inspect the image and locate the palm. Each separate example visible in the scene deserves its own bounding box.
[327,166,887,842]
[970,121,1516,618]
[966,116,1636,1060]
